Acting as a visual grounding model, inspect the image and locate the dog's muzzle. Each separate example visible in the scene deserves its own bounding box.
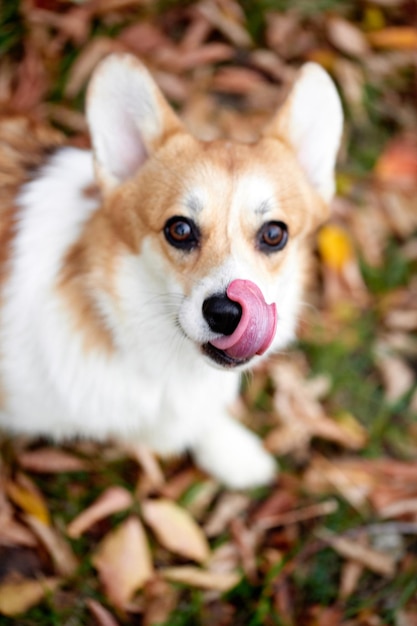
[202,279,277,365]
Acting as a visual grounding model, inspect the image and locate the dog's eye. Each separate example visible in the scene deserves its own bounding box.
[257,221,288,253]
[164,216,200,251]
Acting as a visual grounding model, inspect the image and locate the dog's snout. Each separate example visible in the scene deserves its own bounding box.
[202,294,242,336]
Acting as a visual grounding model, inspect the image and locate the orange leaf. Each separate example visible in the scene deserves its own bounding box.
[368,27,417,49]
[142,498,210,564]
[374,138,417,188]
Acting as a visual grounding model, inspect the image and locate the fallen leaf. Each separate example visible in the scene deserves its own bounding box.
[317,224,355,272]
[0,519,37,548]
[64,37,126,98]
[317,529,395,577]
[374,137,417,188]
[25,515,78,577]
[142,498,210,563]
[374,343,415,402]
[327,17,370,57]
[142,577,178,626]
[6,476,50,526]
[368,27,417,49]
[197,0,252,48]
[17,447,89,473]
[93,516,153,608]
[204,493,250,537]
[161,566,240,592]
[0,578,61,616]
[86,598,121,626]
[67,486,133,538]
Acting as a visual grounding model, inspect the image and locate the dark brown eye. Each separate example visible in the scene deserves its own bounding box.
[257,221,288,253]
[164,216,200,251]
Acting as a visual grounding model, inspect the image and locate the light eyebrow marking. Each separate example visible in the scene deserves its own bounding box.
[255,198,273,216]
[185,193,203,215]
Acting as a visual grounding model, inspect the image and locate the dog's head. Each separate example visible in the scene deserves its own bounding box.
[86,54,343,369]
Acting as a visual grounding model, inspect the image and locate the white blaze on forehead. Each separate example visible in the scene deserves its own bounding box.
[231,174,277,221]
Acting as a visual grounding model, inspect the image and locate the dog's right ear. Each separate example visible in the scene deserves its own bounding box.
[87,54,184,193]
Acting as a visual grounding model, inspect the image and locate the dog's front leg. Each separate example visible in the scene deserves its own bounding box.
[192,414,277,490]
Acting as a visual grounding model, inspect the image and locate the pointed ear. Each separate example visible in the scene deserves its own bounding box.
[265,63,343,202]
[86,54,184,193]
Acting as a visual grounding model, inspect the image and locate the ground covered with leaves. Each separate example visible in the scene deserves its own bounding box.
[0,1,417,624]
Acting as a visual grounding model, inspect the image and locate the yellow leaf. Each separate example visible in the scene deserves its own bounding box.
[93,516,153,609]
[334,411,368,448]
[6,480,50,525]
[142,498,210,564]
[363,7,385,32]
[317,224,354,271]
[0,578,60,616]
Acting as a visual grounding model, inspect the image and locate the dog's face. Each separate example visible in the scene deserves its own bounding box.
[85,55,342,369]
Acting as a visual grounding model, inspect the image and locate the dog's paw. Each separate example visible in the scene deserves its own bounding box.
[193,419,277,489]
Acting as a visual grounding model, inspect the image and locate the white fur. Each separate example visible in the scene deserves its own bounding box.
[279,63,343,202]
[0,55,342,489]
[0,148,274,488]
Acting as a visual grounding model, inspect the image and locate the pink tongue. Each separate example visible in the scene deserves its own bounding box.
[210,280,277,360]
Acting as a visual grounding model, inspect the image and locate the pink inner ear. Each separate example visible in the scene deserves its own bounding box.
[210,280,277,360]
[106,117,148,182]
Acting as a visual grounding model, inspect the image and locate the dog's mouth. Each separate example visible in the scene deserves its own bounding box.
[206,280,277,366]
[201,342,251,368]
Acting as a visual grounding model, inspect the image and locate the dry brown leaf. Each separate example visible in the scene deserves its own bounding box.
[64,37,126,98]
[303,456,375,510]
[266,361,367,456]
[254,500,339,531]
[93,516,153,608]
[317,529,396,577]
[204,493,250,537]
[142,498,210,564]
[25,515,78,577]
[374,343,415,403]
[127,444,165,490]
[212,67,266,94]
[339,557,365,600]
[67,486,133,538]
[155,43,234,73]
[117,22,170,56]
[86,598,121,626]
[142,577,178,626]
[17,447,88,473]
[0,577,61,616]
[327,17,370,57]
[180,14,212,51]
[197,0,252,48]
[161,566,240,592]
[0,519,37,548]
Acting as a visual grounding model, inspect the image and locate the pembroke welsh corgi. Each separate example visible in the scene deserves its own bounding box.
[0,54,342,488]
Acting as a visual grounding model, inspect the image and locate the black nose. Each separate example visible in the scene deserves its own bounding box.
[202,294,242,335]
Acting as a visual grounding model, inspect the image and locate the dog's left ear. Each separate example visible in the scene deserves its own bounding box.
[265,63,343,203]
[87,54,184,193]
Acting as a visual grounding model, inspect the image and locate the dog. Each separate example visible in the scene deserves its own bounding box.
[0,54,342,488]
